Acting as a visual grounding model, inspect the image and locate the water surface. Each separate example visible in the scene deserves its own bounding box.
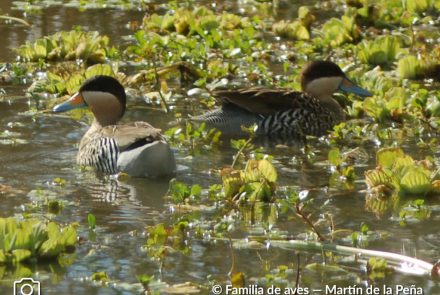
[1,1,440,294]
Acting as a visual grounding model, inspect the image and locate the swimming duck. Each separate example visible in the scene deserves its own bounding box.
[192,60,372,138]
[53,75,176,177]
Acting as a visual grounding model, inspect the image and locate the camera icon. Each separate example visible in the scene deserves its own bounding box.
[13,278,41,295]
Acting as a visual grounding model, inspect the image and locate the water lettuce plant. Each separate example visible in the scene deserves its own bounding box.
[356,0,440,27]
[357,36,402,67]
[28,64,117,96]
[318,15,360,48]
[18,29,118,64]
[125,5,270,86]
[272,6,315,41]
[362,87,407,122]
[13,0,148,11]
[221,159,277,203]
[397,54,440,79]
[365,148,440,197]
[0,217,77,265]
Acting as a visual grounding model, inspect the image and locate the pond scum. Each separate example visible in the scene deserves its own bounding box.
[1,0,440,293]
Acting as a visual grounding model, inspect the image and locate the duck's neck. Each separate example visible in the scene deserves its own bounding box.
[319,96,346,122]
[91,115,119,128]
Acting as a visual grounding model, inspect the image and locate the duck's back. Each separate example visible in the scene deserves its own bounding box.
[78,122,176,177]
[192,87,337,138]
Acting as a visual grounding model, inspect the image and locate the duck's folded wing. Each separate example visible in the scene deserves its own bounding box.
[213,87,307,116]
[100,122,163,151]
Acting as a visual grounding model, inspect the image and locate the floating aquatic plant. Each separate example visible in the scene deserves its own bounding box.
[356,0,440,27]
[90,271,109,283]
[398,199,431,226]
[272,6,315,41]
[28,63,117,96]
[364,147,440,197]
[357,36,402,67]
[221,159,277,203]
[144,222,190,261]
[17,29,118,64]
[327,147,357,190]
[165,122,221,155]
[367,258,391,280]
[0,217,77,265]
[167,179,202,205]
[13,0,147,11]
[142,6,250,36]
[318,15,360,47]
[362,87,407,122]
[125,4,271,84]
[397,55,439,79]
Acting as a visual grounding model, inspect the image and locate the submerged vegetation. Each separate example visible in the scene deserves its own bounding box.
[1,0,440,293]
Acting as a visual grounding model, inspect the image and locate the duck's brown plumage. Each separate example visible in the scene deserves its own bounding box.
[192,60,372,139]
[53,75,176,177]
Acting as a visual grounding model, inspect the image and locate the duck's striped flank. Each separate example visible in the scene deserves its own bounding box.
[78,134,119,174]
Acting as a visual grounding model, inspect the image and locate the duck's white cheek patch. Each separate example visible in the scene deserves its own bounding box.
[305,77,343,98]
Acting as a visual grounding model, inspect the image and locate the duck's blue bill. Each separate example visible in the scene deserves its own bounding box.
[53,92,87,112]
[339,78,372,97]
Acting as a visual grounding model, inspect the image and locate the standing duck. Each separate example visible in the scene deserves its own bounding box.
[53,75,176,177]
[192,60,372,138]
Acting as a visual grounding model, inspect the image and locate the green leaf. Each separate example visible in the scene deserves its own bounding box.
[47,222,61,240]
[0,250,6,263]
[376,148,405,169]
[231,272,245,288]
[88,214,96,230]
[258,159,277,183]
[244,182,272,202]
[391,155,415,178]
[30,222,48,253]
[397,55,421,79]
[65,73,84,95]
[38,238,64,258]
[61,226,77,247]
[357,36,401,66]
[405,0,429,13]
[190,184,202,197]
[84,64,115,79]
[222,169,243,199]
[91,271,109,282]
[14,227,32,250]
[11,249,31,263]
[365,168,393,189]
[137,274,153,285]
[400,168,431,195]
[273,20,309,40]
[328,148,342,166]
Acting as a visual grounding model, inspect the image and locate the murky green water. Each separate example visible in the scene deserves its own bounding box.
[1,1,440,294]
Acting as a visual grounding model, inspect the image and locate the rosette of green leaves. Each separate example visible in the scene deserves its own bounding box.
[0,217,77,265]
[222,159,277,203]
[18,30,118,64]
[272,6,315,41]
[365,148,440,196]
[357,36,402,67]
